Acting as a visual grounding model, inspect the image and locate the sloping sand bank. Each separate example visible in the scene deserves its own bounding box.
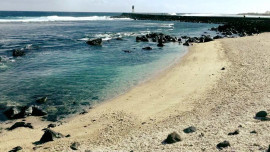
[1,33,270,152]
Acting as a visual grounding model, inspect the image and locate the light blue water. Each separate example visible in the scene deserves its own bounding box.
[0,11,218,121]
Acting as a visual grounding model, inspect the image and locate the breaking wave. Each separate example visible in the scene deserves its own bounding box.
[0,16,132,23]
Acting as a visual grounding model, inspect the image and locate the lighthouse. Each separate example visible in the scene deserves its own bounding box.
[132,5,135,13]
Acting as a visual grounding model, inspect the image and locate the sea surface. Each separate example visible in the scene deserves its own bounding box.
[0,11,218,121]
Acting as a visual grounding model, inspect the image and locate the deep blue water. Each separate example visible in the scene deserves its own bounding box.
[0,11,218,121]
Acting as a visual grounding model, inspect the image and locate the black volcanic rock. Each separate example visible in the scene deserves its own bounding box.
[70,142,80,150]
[36,97,47,104]
[183,126,196,134]
[183,41,190,46]
[32,106,47,116]
[256,111,267,118]
[12,49,25,57]
[9,146,22,152]
[123,50,132,53]
[86,38,102,46]
[4,107,22,119]
[142,47,153,50]
[8,122,33,130]
[164,132,182,144]
[39,128,64,143]
[228,130,239,136]
[214,35,223,39]
[217,141,230,150]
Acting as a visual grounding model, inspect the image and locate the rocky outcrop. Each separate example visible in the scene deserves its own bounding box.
[3,106,47,120]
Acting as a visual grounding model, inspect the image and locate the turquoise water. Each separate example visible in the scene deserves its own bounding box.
[0,11,218,121]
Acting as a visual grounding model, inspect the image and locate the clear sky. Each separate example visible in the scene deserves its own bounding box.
[0,0,269,14]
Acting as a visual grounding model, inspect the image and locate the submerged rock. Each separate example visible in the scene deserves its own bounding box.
[86,38,102,46]
[142,47,153,50]
[164,132,182,144]
[115,37,123,41]
[183,126,196,134]
[217,141,230,150]
[36,97,47,104]
[70,142,80,150]
[123,50,132,53]
[12,49,25,57]
[8,122,33,130]
[39,128,64,143]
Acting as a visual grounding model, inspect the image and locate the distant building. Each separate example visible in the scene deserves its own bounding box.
[132,5,135,13]
[266,11,270,14]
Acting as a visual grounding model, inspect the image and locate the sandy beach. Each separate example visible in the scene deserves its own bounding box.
[1,33,270,151]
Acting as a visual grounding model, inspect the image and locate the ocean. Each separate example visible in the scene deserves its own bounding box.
[0,11,218,121]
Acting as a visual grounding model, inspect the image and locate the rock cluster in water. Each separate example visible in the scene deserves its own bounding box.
[86,38,103,46]
[4,105,47,120]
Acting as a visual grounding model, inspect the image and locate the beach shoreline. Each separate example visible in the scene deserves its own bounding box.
[1,33,270,151]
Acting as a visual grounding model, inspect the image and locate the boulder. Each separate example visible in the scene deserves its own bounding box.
[142,47,153,50]
[8,122,33,130]
[164,132,182,144]
[228,130,239,136]
[86,38,102,46]
[9,146,22,152]
[70,142,80,150]
[39,128,64,143]
[4,107,22,119]
[203,35,213,42]
[36,97,47,104]
[12,49,25,57]
[183,126,196,134]
[32,106,47,116]
[256,111,267,118]
[183,41,190,46]
[217,141,230,150]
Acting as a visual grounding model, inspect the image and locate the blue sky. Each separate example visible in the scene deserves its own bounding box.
[0,0,269,14]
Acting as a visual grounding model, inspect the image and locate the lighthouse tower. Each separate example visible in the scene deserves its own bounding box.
[132,5,135,13]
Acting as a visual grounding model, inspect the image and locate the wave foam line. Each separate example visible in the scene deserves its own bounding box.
[0,16,132,23]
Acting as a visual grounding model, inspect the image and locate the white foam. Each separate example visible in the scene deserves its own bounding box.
[0,16,132,23]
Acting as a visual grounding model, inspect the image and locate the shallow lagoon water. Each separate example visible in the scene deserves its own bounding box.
[0,11,219,121]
